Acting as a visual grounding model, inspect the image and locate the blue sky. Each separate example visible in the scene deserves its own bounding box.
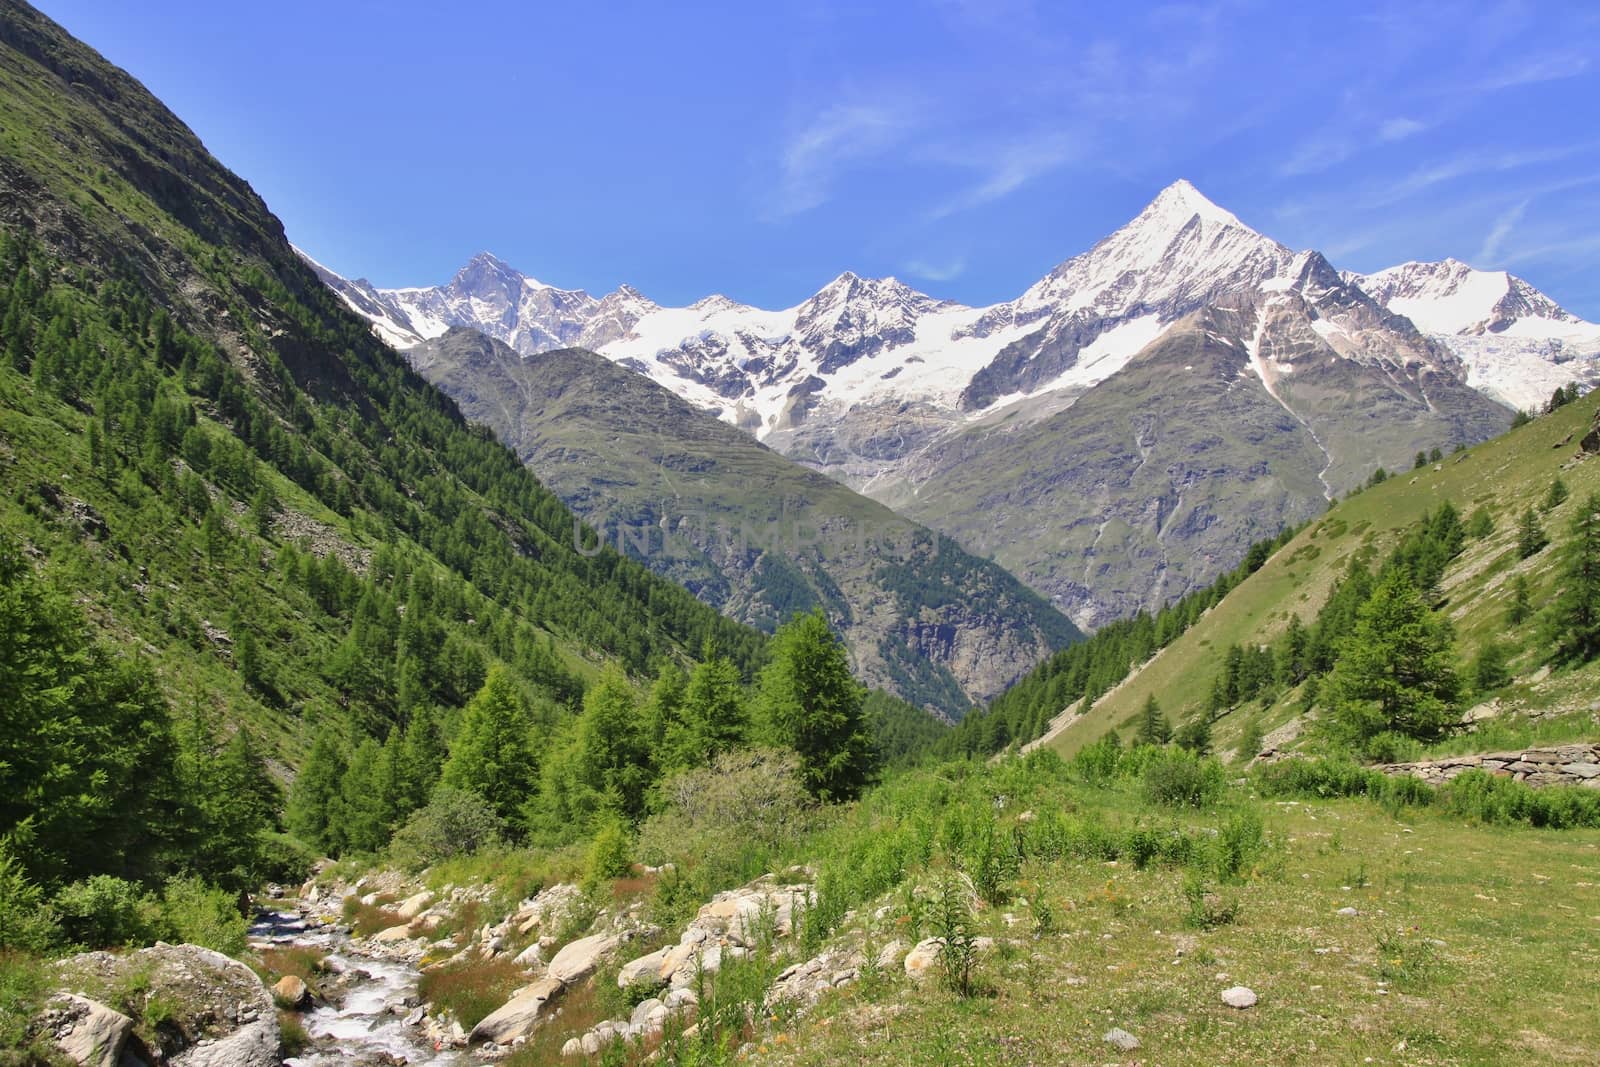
[35,0,1600,318]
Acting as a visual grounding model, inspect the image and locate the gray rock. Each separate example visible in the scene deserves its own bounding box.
[1221,985,1258,1009]
[1336,906,1359,917]
[1103,1027,1141,1051]
[468,976,564,1045]
[548,934,620,985]
[48,994,132,1067]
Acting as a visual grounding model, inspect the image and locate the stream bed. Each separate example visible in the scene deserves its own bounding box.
[249,908,465,1066]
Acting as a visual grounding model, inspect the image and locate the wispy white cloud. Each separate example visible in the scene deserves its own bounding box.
[927,131,1080,220]
[1378,117,1426,142]
[772,100,921,217]
[901,256,967,282]
[1475,199,1529,264]
[1477,51,1590,91]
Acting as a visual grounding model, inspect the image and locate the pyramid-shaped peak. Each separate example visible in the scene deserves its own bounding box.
[455,251,542,289]
[1139,179,1248,231]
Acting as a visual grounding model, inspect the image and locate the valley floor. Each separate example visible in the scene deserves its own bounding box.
[758,795,1600,1066]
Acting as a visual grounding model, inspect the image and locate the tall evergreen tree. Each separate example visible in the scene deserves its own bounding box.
[440,666,537,825]
[672,649,748,768]
[757,611,877,801]
[1546,493,1600,664]
[1135,694,1172,746]
[575,665,650,820]
[1518,507,1549,559]
[286,726,348,854]
[1323,570,1459,751]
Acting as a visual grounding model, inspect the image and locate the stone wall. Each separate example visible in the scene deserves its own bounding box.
[1379,743,1600,788]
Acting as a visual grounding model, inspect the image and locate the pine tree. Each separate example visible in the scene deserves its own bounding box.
[441,666,537,825]
[575,665,650,820]
[1135,694,1171,746]
[757,611,876,801]
[1471,641,1512,693]
[1544,477,1569,511]
[1323,570,1460,751]
[1276,614,1309,686]
[673,649,748,768]
[1546,493,1600,664]
[1517,507,1548,559]
[285,727,347,853]
[1506,573,1533,626]
[1175,714,1212,755]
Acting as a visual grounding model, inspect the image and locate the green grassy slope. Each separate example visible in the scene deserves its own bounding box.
[1046,391,1600,758]
[406,329,1082,715]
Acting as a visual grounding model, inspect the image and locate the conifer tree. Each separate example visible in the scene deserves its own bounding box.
[1135,694,1172,746]
[1546,493,1600,664]
[1323,570,1459,751]
[1518,507,1549,559]
[575,665,650,820]
[673,646,748,768]
[441,666,537,825]
[757,611,876,801]
[1506,573,1533,626]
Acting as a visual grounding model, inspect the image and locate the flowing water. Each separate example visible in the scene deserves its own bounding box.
[250,908,464,1065]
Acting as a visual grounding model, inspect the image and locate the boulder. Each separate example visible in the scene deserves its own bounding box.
[395,890,436,920]
[561,1037,583,1057]
[617,947,671,989]
[876,939,909,971]
[1102,1027,1141,1051]
[468,976,565,1045]
[47,993,132,1067]
[548,934,619,986]
[903,937,943,979]
[1221,985,1258,1009]
[370,923,415,944]
[271,975,310,1008]
[629,997,664,1030]
[52,944,279,1067]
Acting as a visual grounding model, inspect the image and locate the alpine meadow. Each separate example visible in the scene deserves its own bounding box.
[3,3,1600,1066]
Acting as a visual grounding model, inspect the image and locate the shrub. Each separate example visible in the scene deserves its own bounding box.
[0,845,59,952]
[254,832,318,886]
[160,876,247,956]
[584,819,632,887]
[1071,733,1124,785]
[53,876,158,948]
[1214,808,1265,881]
[388,787,506,871]
[929,874,978,997]
[1182,871,1240,929]
[1141,748,1226,808]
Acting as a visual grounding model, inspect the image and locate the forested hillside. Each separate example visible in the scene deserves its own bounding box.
[0,0,771,904]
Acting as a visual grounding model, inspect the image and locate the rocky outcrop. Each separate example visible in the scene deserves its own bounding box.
[42,994,133,1067]
[1379,744,1600,788]
[467,975,565,1045]
[48,944,279,1067]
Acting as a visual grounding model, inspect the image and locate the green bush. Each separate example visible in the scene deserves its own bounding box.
[0,844,59,952]
[254,832,318,886]
[53,876,159,948]
[388,787,506,871]
[1141,748,1226,808]
[585,819,632,886]
[1214,808,1266,881]
[160,876,247,956]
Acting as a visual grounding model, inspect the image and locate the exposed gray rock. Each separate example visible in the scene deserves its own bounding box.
[1103,1027,1141,1051]
[1221,985,1258,1009]
[45,993,132,1067]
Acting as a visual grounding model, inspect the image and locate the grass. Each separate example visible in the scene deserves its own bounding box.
[756,793,1600,1067]
[416,956,530,1031]
[341,895,407,938]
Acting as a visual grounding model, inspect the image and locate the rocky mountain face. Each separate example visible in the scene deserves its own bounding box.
[311,181,1589,627]
[406,328,1081,714]
[1346,258,1600,411]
